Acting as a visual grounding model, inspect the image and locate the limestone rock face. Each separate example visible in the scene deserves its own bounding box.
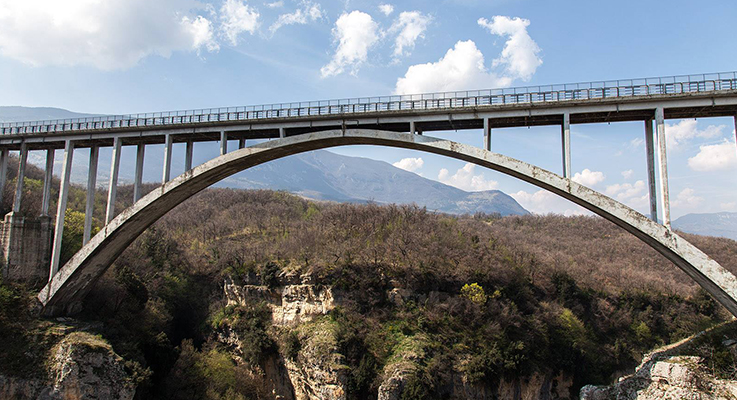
[581,356,737,400]
[0,332,136,400]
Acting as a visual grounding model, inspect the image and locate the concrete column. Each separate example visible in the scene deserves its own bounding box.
[734,116,737,158]
[0,148,8,207]
[40,149,55,216]
[49,140,74,278]
[483,118,492,151]
[561,112,572,178]
[162,134,172,183]
[238,138,246,149]
[185,140,193,171]
[410,121,416,135]
[83,146,99,245]
[12,142,28,213]
[133,143,145,202]
[279,127,285,139]
[655,107,671,228]
[220,131,227,155]
[106,137,121,224]
[644,119,658,222]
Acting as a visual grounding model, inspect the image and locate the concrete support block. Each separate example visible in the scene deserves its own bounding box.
[410,121,416,135]
[1,214,53,285]
[644,119,658,222]
[483,118,491,152]
[561,112,571,178]
[50,140,74,278]
[84,146,98,245]
[185,140,193,171]
[279,127,285,139]
[106,137,121,224]
[40,149,55,216]
[238,138,246,149]
[655,107,671,228]
[12,142,28,213]
[133,143,145,202]
[162,134,172,183]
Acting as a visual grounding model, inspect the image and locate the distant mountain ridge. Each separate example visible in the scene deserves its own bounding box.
[673,212,737,241]
[0,106,529,216]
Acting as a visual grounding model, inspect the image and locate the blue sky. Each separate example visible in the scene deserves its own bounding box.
[0,0,735,217]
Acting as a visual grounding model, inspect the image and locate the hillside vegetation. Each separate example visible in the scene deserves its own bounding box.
[1,156,737,399]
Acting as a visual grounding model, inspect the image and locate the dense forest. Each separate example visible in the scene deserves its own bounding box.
[1,155,737,399]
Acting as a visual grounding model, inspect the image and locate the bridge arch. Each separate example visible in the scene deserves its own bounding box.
[38,129,737,316]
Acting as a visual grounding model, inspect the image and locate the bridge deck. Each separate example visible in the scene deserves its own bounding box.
[2,72,737,150]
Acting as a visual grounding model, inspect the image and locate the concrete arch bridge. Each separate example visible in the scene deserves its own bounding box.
[0,72,735,316]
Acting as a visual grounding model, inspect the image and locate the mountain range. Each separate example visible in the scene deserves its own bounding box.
[673,212,737,241]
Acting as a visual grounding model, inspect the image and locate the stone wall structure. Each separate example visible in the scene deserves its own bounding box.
[1,212,53,285]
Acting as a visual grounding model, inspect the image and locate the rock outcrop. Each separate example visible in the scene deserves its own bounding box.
[0,331,136,400]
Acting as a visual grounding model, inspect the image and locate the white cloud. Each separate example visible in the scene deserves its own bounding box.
[321,11,379,77]
[378,4,394,16]
[394,15,541,94]
[392,157,424,172]
[666,119,726,149]
[438,163,498,191]
[622,169,634,179]
[604,180,649,210]
[477,16,542,81]
[269,1,323,35]
[671,188,703,209]
[630,137,644,148]
[571,169,605,187]
[687,139,737,172]
[394,40,512,94]
[389,11,432,59]
[721,202,737,211]
[265,1,284,8]
[220,0,260,45]
[0,0,219,70]
[511,189,588,216]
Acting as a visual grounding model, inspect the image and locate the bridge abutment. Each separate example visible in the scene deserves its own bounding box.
[0,212,53,286]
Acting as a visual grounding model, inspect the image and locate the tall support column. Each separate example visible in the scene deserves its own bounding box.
[185,140,193,171]
[483,118,492,151]
[12,142,28,213]
[106,138,121,224]
[561,112,572,178]
[410,121,416,135]
[0,148,8,207]
[40,148,55,216]
[655,107,671,228]
[734,116,737,158]
[220,131,227,155]
[644,119,658,222]
[133,143,145,202]
[279,127,285,139]
[83,146,99,245]
[162,134,172,183]
[238,138,246,149]
[49,140,74,278]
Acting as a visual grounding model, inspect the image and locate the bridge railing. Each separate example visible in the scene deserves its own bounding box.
[3,72,737,135]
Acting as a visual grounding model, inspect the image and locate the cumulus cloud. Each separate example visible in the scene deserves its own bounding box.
[477,16,542,81]
[605,180,649,210]
[378,4,394,16]
[666,119,725,149]
[687,139,737,172]
[0,0,219,70]
[622,169,634,179]
[389,11,432,59]
[511,189,588,216]
[438,163,498,191]
[269,1,323,35]
[394,40,512,94]
[393,157,424,172]
[220,0,260,45]
[265,1,284,8]
[321,11,380,77]
[394,15,541,94]
[671,188,703,209]
[571,169,605,187]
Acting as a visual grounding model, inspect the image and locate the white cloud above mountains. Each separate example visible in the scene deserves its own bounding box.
[0,0,221,69]
[393,157,424,172]
[688,139,737,172]
[394,16,542,94]
[438,163,498,191]
[571,169,605,187]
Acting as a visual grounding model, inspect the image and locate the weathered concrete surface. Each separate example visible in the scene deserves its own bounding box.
[37,129,737,317]
[2,213,53,285]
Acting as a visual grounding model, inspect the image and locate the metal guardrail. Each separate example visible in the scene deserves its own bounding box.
[3,72,737,135]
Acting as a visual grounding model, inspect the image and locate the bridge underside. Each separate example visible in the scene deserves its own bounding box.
[37,129,737,318]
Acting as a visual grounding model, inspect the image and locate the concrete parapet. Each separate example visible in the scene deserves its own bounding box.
[1,212,53,286]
